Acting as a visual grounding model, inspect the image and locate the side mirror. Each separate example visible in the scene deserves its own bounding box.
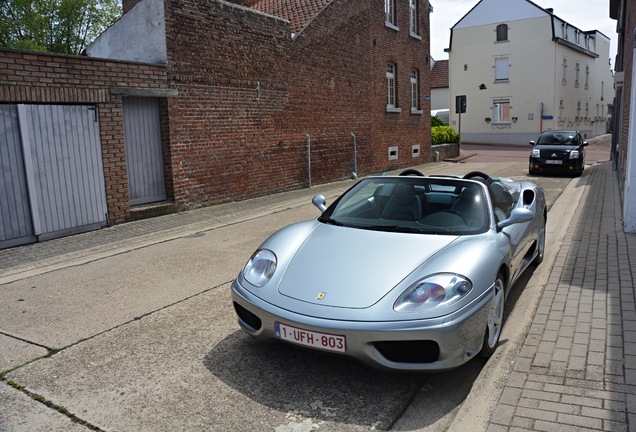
[582,141,589,147]
[312,194,327,212]
[497,208,534,230]
[529,140,536,146]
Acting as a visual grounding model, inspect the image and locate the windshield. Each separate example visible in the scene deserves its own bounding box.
[537,131,579,146]
[320,177,489,235]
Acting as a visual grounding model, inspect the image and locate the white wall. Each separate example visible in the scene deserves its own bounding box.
[453,0,545,29]
[431,87,450,111]
[449,15,555,144]
[86,0,167,65]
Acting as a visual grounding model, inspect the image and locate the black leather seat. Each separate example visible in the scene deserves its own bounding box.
[451,187,486,227]
[381,184,422,221]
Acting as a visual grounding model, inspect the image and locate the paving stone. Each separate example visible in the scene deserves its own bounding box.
[602,419,628,432]
[510,416,534,429]
[521,389,561,403]
[515,406,558,422]
[490,403,515,426]
[556,412,602,429]
[561,394,602,408]
[581,406,626,422]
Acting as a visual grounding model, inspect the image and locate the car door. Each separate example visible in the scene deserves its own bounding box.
[490,183,534,282]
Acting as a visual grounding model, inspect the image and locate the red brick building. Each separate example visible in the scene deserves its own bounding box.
[96,0,432,205]
[0,0,432,247]
[610,0,636,232]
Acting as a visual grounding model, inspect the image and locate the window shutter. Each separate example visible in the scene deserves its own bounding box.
[495,58,509,81]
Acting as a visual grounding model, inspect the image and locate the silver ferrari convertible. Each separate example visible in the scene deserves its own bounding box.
[231,170,546,371]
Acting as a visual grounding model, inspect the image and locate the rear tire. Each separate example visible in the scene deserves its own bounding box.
[480,273,505,358]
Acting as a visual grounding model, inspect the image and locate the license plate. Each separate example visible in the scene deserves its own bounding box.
[275,322,346,353]
[545,160,563,165]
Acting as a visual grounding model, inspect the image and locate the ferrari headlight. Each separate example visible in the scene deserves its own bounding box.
[531,149,540,158]
[569,150,579,159]
[243,249,277,287]
[394,274,472,312]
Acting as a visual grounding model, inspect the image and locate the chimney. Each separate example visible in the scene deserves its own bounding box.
[122,0,143,14]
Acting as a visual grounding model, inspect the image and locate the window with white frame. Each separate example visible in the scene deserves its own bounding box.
[577,101,581,119]
[562,23,568,39]
[410,69,420,112]
[559,100,565,120]
[409,0,419,36]
[562,58,568,84]
[386,63,397,110]
[585,65,590,89]
[601,81,605,101]
[496,24,508,42]
[495,57,509,81]
[492,99,510,123]
[385,0,397,28]
[586,102,589,119]
[575,63,580,87]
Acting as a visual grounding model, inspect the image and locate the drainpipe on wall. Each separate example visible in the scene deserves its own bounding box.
[306,134,312,187]
[351,133,358,179]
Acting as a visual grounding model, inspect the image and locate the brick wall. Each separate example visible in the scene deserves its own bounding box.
[164,0,294,206]
[1,0,431,233]
[0,48,170,223]
[122,0,144,13]
[279,1,374,184]
[163,0,431,208]
[618,1,636,187]
[368,0,431,173]
[1,0,432,224]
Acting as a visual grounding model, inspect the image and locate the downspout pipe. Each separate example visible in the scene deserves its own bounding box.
[306,134,312,187]
[351,133,358,179]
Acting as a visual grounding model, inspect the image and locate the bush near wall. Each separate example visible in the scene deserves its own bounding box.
[432,126,460,145]
[431,116,446,127]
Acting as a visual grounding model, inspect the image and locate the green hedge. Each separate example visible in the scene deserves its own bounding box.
[432,126,461,145]
[431,116,446,127]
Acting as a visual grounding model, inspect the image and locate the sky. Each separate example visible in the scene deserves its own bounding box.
[429,0,618,68]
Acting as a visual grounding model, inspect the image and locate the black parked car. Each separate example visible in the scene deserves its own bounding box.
[529,130,587,177]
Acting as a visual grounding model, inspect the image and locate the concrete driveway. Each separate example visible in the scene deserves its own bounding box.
[0,139,612,431]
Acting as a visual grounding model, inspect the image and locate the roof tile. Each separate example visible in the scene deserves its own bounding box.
[251,0,332,33]
[430,59,449,88]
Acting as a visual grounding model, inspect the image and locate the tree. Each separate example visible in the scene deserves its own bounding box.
[0,0,121,55]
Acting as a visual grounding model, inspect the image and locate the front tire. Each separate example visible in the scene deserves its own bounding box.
[533,216,546,265]
[480,273,505,358]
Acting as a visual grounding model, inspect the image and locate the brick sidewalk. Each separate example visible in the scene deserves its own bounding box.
[488,162,636,431]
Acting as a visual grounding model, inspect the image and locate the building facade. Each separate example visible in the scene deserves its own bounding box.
[610,0,636,232]
[89,0,432,206]
[430,58,449,112]
[447,0,614,145]
[0,0,432,247]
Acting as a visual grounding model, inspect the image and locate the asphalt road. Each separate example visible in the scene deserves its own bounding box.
[0,137,612,431]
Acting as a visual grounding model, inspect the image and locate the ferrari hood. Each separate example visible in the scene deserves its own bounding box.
[277,224,457,308]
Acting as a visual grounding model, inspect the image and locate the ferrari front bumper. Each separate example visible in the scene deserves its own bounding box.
[231,280,494,372]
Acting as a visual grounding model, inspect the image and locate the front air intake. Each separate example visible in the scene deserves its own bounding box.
[374,340,440,363]
[233,302,262,331]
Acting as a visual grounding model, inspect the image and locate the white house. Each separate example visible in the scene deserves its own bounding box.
[430,58,449,111]
[446,0,614,145]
